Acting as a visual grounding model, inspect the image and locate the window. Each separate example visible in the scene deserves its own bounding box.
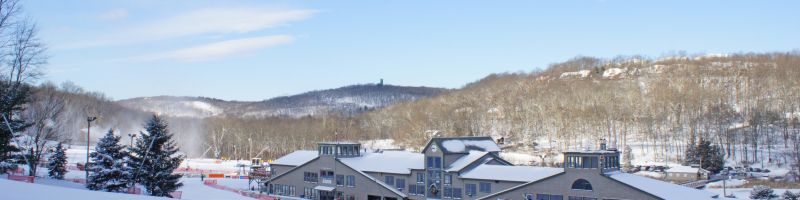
[427,156,442,168]
[396,178,406,191]
[304,188,316,199]
[409,184,425,195]
[465,183,477,196]
[452,188,463,199]
[537,194,563,200]
[385,176,395,185]
[303,172,318,183]
[444,187,452,198]
[428,170,441,185]
[336,175,344,186]
[321,145,333,155]
[320,170,334,183]
[444,174,452,185]
[525,194,534,200]
[479,182,491,193]
[346,175,355,187]
[417,173,425,183]
[571,179,593,191]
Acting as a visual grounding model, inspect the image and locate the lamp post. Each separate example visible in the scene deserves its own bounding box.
[86,116,97,182]
[128,133,137,147]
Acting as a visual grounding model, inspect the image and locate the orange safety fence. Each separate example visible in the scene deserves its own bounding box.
[7,174,34,183]
[203,179,275,200]
[66,178,86,184]
[207,173,225,178]
[127,187,142,194]
[169,191,183,199]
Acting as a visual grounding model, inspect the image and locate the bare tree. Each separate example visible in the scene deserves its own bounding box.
[20,82,65,176]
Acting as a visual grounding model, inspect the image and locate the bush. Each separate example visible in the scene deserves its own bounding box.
[750,185,778,200]
[782,190,799,200]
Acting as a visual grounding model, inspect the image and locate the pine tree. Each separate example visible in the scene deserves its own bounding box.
[683,139,725,173]
[782,190,799,200]
[128,115,184,197]
[47,142,68,179]
[87,130,131,192]
[0,83,32,174]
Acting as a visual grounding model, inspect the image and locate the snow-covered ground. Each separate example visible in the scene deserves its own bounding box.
[706,188,800,200]
[0,144,258,200]
[0,179,167,200]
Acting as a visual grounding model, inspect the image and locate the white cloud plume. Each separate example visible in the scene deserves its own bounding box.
[98,9,129,21]
[60,7,315,49]
[141,35,294,61]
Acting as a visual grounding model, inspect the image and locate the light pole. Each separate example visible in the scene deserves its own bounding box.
[128,133,137,147]
[86,116,97,182]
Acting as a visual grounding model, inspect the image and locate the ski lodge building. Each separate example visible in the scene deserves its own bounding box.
[267,137,718,200]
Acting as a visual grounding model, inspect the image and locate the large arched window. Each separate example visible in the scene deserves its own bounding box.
[571,179,593,191]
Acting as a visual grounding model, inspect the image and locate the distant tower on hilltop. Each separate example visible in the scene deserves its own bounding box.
[378,78,384,86]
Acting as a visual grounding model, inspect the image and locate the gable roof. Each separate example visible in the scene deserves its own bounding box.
[446,151,489,172]
[460,164,563,182]
[605,171,718,200]
[268,155,408,198]
[339,150,424,174]
[422,136,501,154]
[338,159,409,198]
[477,171,566,200]
[270,150,318,166]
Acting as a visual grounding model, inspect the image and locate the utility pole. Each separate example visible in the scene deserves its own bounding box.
[86,117,97,182]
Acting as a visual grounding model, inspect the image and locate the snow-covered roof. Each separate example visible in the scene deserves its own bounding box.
[460,164,563,182]
[446,151,489,172]
[271,150,318,166]
[666,165,707,174]
[442,139,500,153]
[606,171,718,200]
[339,150,424,174]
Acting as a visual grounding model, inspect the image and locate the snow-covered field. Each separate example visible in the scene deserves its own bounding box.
[706,188,800,200]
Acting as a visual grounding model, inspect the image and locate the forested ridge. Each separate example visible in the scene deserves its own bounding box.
[42,52,800,167]
[202,52,800,167]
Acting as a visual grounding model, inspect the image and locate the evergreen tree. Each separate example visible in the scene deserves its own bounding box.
[0,83,32,173]
[128,115,184,197]
[87,130,132,192]
[683,139,725,173]
[47,142,68,179]
[782,190,799,200]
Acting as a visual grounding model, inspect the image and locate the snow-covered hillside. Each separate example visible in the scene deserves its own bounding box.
[117,84,447,118]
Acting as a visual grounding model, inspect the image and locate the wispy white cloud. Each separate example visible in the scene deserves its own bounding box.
[98,9,129,21]
[139,35,294,62]
[60,7,315,49]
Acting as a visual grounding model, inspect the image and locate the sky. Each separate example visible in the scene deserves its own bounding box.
[24,0,800,101]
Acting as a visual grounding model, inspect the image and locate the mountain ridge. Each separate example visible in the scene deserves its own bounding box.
[116,84,449,118]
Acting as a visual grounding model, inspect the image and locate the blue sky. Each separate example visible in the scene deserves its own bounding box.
[25,0,800,101]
